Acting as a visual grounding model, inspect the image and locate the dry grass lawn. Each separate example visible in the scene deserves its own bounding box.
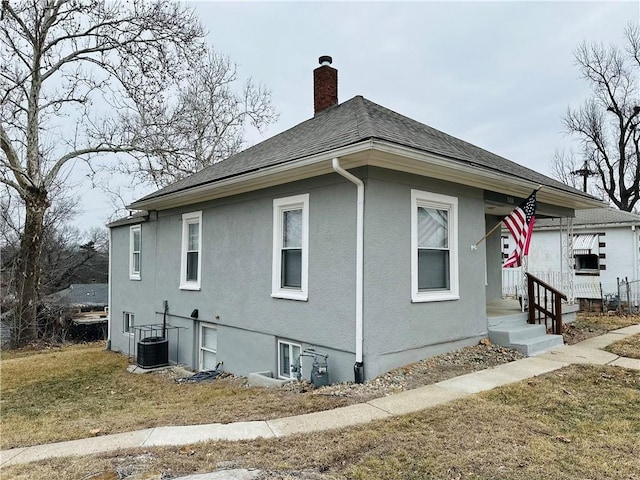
[4,364,639,480]
[0,342,350,449]
[605,333,640,359]
[2,315,638,451]
[563,313,639,344]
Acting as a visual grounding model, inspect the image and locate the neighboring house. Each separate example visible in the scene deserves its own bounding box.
[503,207,640,305]
[108,57,602,384]
[51,283,109,311]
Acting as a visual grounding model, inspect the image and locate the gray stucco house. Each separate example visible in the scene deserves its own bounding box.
[108,57,601,384]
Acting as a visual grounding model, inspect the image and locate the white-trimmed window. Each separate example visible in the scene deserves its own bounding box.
[123,312,134,334]
[278,340,301,379]
[411,189,459,302]
[129,225,141,280]
[180,211,202,290]
[272,194,309,301]
[199,324,217,371]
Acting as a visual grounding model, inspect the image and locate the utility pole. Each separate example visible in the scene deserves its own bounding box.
[571,160,596,193]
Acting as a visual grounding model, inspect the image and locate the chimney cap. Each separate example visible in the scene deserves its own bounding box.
[318,55,333,66]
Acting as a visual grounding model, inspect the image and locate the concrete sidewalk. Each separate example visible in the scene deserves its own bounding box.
[2,324,638,469]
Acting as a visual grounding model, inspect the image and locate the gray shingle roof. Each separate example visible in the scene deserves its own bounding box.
[52,284,109,306]
[536,207,640,228]
[136,95,588,204]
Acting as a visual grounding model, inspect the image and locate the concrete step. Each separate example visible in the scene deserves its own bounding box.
[487,312,529,329]
[488,323,547,345]
[511,334,565,356]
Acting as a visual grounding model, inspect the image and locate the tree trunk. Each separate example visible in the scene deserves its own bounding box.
[14,188,49,347]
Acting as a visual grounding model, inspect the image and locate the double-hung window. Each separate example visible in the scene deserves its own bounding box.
[411,189,459,302]
[272,194,309,300]
[129,225,141,280]
[180,211,202,290]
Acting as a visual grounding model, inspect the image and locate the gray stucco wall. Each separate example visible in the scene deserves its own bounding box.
[485,214,504,301]
[110,174,359,383]
[109,167,491,383]
[360,168,488,378]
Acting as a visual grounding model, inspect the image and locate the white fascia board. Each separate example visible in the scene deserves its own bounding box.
[367,141,604,211]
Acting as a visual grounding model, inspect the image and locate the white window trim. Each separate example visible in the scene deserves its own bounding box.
[277,340,301,380]
[129,225,141,280]
[199,323,217,371]
[272,194,309,301]
[123,311,134,335]
[180,211,203,291]
[411,189,459,302]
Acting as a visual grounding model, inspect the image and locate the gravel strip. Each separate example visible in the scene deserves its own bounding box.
[291,341,527,403]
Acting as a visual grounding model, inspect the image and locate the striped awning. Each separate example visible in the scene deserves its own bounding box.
[573,234,599,255]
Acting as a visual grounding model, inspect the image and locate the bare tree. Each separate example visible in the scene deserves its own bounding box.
[108,51,278,189]
[550,150,582,191]
[0,0,276,346]
[561,25,640,211]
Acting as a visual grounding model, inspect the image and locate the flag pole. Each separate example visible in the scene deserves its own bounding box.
[472,185,543,249]
[474,221,503,247]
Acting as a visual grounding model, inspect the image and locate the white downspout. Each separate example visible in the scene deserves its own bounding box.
[632,225,639,282]
[107,227,112,350]
[332,158,364,382]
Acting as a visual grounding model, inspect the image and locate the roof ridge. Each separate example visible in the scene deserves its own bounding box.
[353,95,376,138]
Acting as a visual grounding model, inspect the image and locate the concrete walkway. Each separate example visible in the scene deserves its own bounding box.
[2,325,638,469]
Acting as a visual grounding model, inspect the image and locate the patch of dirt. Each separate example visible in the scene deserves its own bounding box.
[562,322,604,345]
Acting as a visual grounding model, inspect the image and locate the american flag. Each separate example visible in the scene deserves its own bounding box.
[503,191,537,268]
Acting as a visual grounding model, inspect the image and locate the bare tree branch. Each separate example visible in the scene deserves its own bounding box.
[556,23,640,212]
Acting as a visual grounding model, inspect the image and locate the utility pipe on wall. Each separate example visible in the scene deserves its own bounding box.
[331,158,365,382]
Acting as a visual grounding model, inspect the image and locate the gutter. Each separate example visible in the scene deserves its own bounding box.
[331,158,365,383]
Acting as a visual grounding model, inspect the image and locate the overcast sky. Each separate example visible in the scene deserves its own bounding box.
[76,0,638,231]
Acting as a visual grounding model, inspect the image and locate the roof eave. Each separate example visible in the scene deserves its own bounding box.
[367,140,604,211]
[128,140,375,211]
[128,138,605,212]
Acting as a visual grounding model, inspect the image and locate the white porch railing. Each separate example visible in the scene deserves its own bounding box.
[502,270,575,302]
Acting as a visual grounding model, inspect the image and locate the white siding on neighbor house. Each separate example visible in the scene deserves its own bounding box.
[503,225,640,299]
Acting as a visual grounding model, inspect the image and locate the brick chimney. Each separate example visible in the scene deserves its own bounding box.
[314,56,338,115]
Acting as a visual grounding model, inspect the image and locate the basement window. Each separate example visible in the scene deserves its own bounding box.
[278,340,301,380]
[199,324,217,371]
[123,312,134,334]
